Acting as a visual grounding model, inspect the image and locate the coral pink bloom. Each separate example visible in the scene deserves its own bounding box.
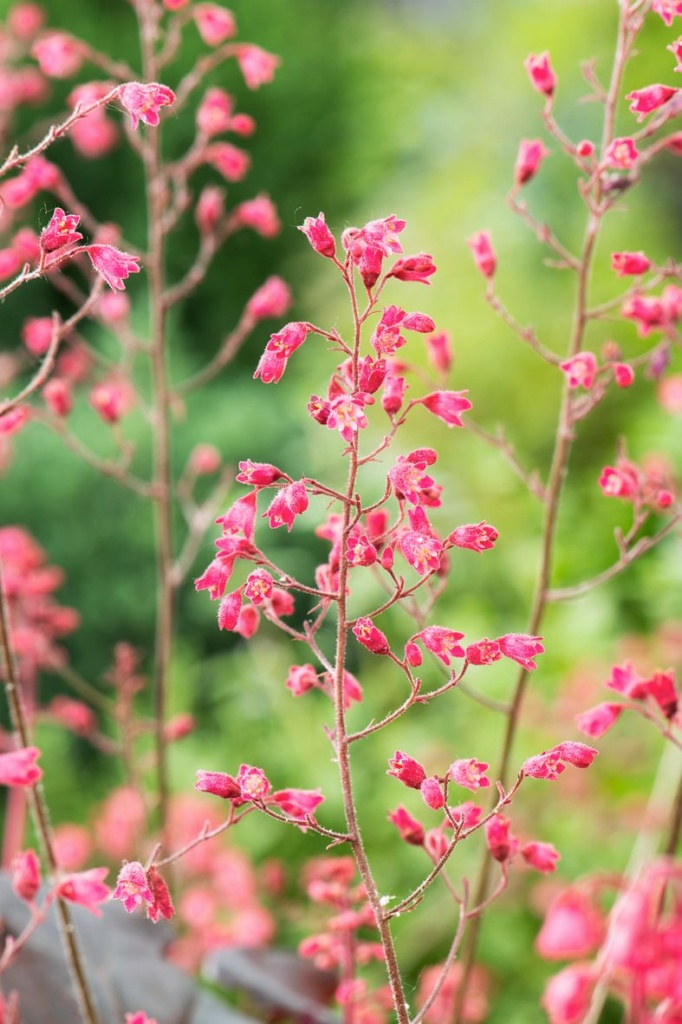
[515,139,550,185]
[40,207,82,252]
[229,112,256,135]
[196,86,233,136]
[467,231,496,277]
[86,245,141,290]
[536,891,604,959]
[387,751,427,789]
[236,459,284,486]
[523,741,598,780]
[626,84,678,121]
[235,194,280,237]
[654,0,682,25]
[216,491,257,542]
[327,393,371,443]
[195,185,225,234]
[286,664,318,696]
[0,407,30,436]
[8,4,45,40]
[56,867,111,915]
[205,141,251,181]
[525,51,556,97]
[126,1014,158,1024]
[112,861,154,913]
[575,701,624,738]
[189,443,221,475]
[446,521,498,552]
[669,35,682,69]
[599,461,640,500]
[90,380,131,424]
[32,32,83,78]
[521,841,560,873]
[465,638,503,665]
[12,849,41,903]
[417,390,472,427]
[417,627,465,665]
[237,44,280,89]
[272,788,325,821]
[399,525,443,576]
[44,377,71,417]
[237,764,271,801]
[388,805,425,845]
[560,351,598,389]
[263,480,309,531]
[236,603,260,638]
[246,276,292,320]
[194,557,234,600]
[217,588,242,630]
[603,137,639,169]
[346,529,378,566]
[613,363,635,388]
[193,4,237,46]
[299,212,336,258]
[498,633,544,671]
[0,247,21,280]
[426,330,452,374]
[388,253,437,284]
[22,316,54,356]
[0,746,42,787]
[449,759,490,792]
[420,776,445,810]
[146,866,174,923]
[611,251,651,276]
[542,964,596,1024]
[195,769,241,799]
[119,82,175,129]
[353,616,390,655]
[485,814,517,863]
[244,569,274,605]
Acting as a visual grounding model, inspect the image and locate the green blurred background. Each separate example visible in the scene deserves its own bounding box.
[1,0,681,1020]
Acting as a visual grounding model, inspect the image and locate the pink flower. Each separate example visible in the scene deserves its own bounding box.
[194,557,233,600]
[237,763,270,801]
[541,964,596,1024]
[575,701,624,738]
[286,664,318,696]
[559,352,598,389]
[668,35,682,70]
[603,137,639,169]
[263,480,309,531]
[236,460,284,486]
[515,139,550,185]
[467,231,496,277]
[327,393,371,443]
[235,194,280,237]
[523,741,598,780]
[536,890,604,959]
[217,588,242,630]
[0,746,42,787]
[193,4,236,46]
[205,142,251,181]
[498,633,544,671]
[12,849,41,903]
[195,185,225,233]
[119,82,175,129]
[399,523,443,576]
[32,32,83,78]
[598,461,639,500]
[246,276,292,320]
[415,627,465,665]
[40,207,82,252]
[353,616,390,655]
[387,253,437,284]
[237,44,280,89]
[388,806,425,845]
[56,867,110,915]
[521,841,560,873]
[465,638,503,665]
[189,444,221,475]
[299,213,336,258]
[449,759,490,792]
[626,84,678,122]
[485,814,518,862]
[86,245,141,290]
[112,861,154,913]
[654,0,682,25]
[126,1014,158,1024]
[611,251,651,276]
[346,529,378,567]
[243,569,273,605]
[89,380,132,423]
[420,776,445,810]
[195,769,241,799]
[216,491,257,542]
[525,52,557,97]
[417,390,472,427]
[146,866,174,923]
[613,363,635,388]
[426,331,452,374]
[22,316,54,356]
[272,788,325,821]
[8,4,45,40]
[446,521,498,552]
[196,86,233,135]
[387,751,427,789]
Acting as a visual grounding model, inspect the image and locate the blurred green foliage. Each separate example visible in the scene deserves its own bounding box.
[1,0,682,1020]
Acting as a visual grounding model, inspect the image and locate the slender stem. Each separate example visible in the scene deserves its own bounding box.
[0,559,101,1024]
[139,0,174,839]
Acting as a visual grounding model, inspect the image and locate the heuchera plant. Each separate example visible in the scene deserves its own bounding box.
[0,1,681,1023]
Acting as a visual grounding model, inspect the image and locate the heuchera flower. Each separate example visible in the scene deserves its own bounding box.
[536,890,604,959]
[426,330,452,375]
[40,207,82,252]
[112,861,154,913]
[521,841,560,873]
[272,788,325,821]
[195,769,241,799]
[416,390,472,427]
[216,491,257,543]
[286,664,318,696]
[559,352,598,389]
[235,194,280,238]
[514,139,550,185]
[56,867,110,915]
[119,82,175,129]
[246,276,292,321]
[217,588,242,630]
[387,751,427,789]
[467,231,496,277]
[146,866,174,923]
[388,806,425,845]
[654,0,682,25]
[42,379,71,417]
[194,557,233,600]
[237,763,270,801]
[299,213,336,258]
[86,245,141,290]
[237,44,281,89]
[399,507,443,576]
[236,459,284,486]
[415,627,465,665]
[603,137,639,169]
[244,569,274,605]
[626,84,678,122]
[575,702,624,738]
[387,253,437,284]
[485,815,518,862]
[613,362,635,388]
[525,52,557,97]
[353,617,390,655]
[346,529,378,567]
[449,759,490,792]
[195,185,225,233]
[0,746,42,787]
[611,251,651,276]
[263,480,309,531]
[523,741,598,780]
[541,964,596,1024]
[126,1014,158,1024]
[498,633,544,671]
[32,32,83,78]
[446,521,498,552]
[205,142,251,181]
[420,776,445,810]
[598,460,640,500]
[193,4,236,46]
[12,849,41,902]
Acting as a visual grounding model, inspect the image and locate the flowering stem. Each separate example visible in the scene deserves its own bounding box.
[0,559,102,1024]
[139,0,173,839]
